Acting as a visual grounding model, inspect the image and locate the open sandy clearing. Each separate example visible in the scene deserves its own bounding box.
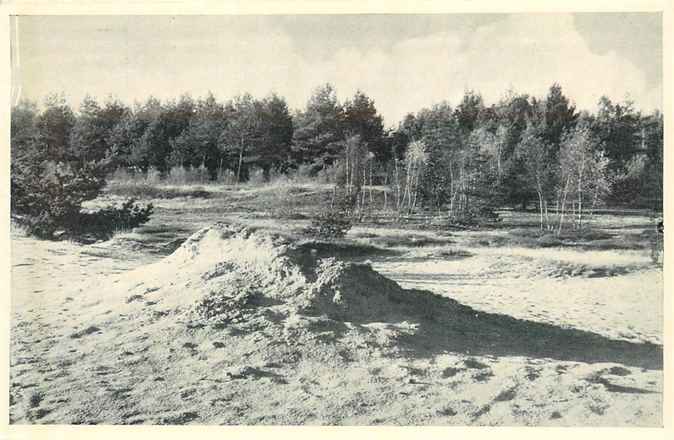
[9,225,662,425]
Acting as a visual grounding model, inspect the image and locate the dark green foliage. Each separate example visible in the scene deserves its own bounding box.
[11,98,153,240]
[454,90,484,134]
[635,112,663,211]
[218,93,294,182]
[416,102,463,209]
[256,93,294,179]
[343,90,386,162]
[35,94,76,162]
[12,152,153,240]
[12,149,107,238]
[69,96,129,163]
[291,84,346,172]
[170,93,227,178]
[593,97,642,171]
[305,212,353,240]
[541,83,577,149]
[143,106,192,173]
[304,192,355,240]
[11,82,664,234]
[448,203,501,227]
[74,199,154,240]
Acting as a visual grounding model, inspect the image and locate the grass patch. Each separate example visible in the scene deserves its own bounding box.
[464,358,489,370]
[431,248,474,259]
[106,182,214,199]
[368,234,453,248]
[468,227,650,251]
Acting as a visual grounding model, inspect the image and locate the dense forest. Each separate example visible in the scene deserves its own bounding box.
[11,83,663,237]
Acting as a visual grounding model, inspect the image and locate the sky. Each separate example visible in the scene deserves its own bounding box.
[10,13,663,126]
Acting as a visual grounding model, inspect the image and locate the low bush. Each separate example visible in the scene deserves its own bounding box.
[304,211,353,240]
[304,188,357,239]
[448,204,501,227]
[432,248,473,259]
[535,234,564,248]
[74,198,154,237]
[12,152,154,240]
[15,198,153,242]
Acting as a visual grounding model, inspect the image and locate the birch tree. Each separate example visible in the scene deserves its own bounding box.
[557,123,607,233]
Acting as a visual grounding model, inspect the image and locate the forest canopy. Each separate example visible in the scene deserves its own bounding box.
[11,83,663,237]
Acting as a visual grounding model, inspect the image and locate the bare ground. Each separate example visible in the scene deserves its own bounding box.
[9,219,663,426]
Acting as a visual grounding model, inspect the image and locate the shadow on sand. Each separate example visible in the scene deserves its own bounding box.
[379,290,662,370]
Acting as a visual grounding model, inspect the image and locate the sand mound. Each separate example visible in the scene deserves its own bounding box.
[75,223,661,368]
[109,223,439,327]
[10,223,663,424]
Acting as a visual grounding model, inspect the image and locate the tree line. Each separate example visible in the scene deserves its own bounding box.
[11,83,663,234]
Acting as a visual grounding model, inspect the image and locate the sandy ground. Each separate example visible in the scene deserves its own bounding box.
[371,246,662,345]
[9,225,663,426]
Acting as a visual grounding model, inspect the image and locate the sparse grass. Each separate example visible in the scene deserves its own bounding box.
[465,227,650,251]
[105,182,215,199]
[10,182,663,425]
[98,179,657,256]
[367,234,454,248]
[431,248,474,259]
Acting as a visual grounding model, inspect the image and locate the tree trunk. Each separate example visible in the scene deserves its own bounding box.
[537,189,544,231]
[577,175,583,230]
[360,169,367,220]
[557,176,571,235]
[571,201,576,229]
[589,185,599,219]
[401,161,412,215]
[411,170,419,213]
[448,164,455,218]
[394,159,401,211]
[368,161,373,205]
[236,136,245,186]
[345,153,350,196]
[383,172,388,212]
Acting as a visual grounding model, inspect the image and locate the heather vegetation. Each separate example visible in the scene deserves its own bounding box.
[11,83,663,239]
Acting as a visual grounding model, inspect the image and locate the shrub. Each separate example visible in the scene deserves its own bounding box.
[109,166,136,183]
[272,185,302,219]
[216,168,237,185]
[305,211,352,240]
[315,164,340,184]
[247,167,267,185]
[448,204,501,227]
[12,147,153,240]
[304,191,355,240]
[144,166,162,184]
[163,165,211,185]
[75,199,153,238]
[12,158,107,238]
[165,166,188,185]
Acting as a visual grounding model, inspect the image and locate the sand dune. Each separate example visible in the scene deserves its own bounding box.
[9,224,662,425]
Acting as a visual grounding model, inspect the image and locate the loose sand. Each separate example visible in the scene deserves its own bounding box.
[9,224,662,425]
